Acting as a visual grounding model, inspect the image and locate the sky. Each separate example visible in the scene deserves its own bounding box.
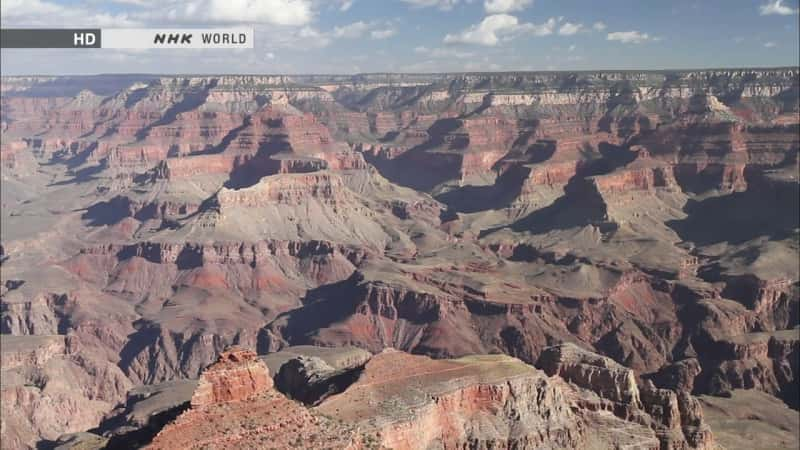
[1,0,799,75]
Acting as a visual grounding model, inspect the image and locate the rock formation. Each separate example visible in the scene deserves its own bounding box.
[317,349,589,449]
[538,343,642,408]
[147,348,362,449]
[70,345,730,449]
[538,343,716,449]
[188,347,272,408]
[0,335,131,449]
[1,69,798,448]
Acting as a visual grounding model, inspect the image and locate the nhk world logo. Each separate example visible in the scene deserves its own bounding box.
[0,28,254,49]
[153,31,249,46]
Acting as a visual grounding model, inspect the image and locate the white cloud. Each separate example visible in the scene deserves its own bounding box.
[764,41,778,47]
[148,0,313,26]
[592,21,606,31]
[371,28,397,39]
[526,17,558,36]
[607,30,653,44]
[759,0,799,15]
[333,20,370,38]
[339,0,354,11]
[414,46,474,58]
[0,0,61,15]
[401,0,460,10]
[1,0,140,27]
[2,0,317,27]
[568,44,576,52]
[107,0,158,6]
[257,19,393,48]
[266,52,276,59]
[444,14,556,46]
[483,0,532,14]
[558,22,583,35]
[444,14,557,47]
[444,14,520,45]
[292,26,332,47]
[332,21,397,39]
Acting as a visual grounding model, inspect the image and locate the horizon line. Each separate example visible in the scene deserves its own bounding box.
[2,65,799,78]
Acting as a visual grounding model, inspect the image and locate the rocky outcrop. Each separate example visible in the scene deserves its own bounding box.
[274,355,359,404]
[93,345,372,448]
[217,172,345,207]
[639,381,715,450]
[263,348,373,407]
[159,154,241,179]
[648,358,703,392]
[317,350,589,449]
[524,160,583,188]
[693,329,799,408]
[189,347,272,408]
[0,335,132,450]
[0,334,67,369]
[538,343,642,414]
[147,347,362,450]
[590,163,677,195]
[82,348,694,449]
[259,345,372,375]
[1,293,66,335]
[313,151,368,171]
[538,344,716,449]
[65,239,363,307]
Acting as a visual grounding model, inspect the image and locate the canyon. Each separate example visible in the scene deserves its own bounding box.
[0,69,798,449]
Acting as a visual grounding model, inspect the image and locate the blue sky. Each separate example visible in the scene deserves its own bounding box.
[1,0,798,74]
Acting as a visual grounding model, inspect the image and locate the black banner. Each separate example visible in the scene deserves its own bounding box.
[1,29,102,48]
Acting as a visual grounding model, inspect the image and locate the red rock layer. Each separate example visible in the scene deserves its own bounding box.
[159,154,242,178]
[316,350,586,449]
[189,348,273,407]
[591,165,677,194]
[217,172,345,207]
[524,161,583,188]
[148,347,362,450]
